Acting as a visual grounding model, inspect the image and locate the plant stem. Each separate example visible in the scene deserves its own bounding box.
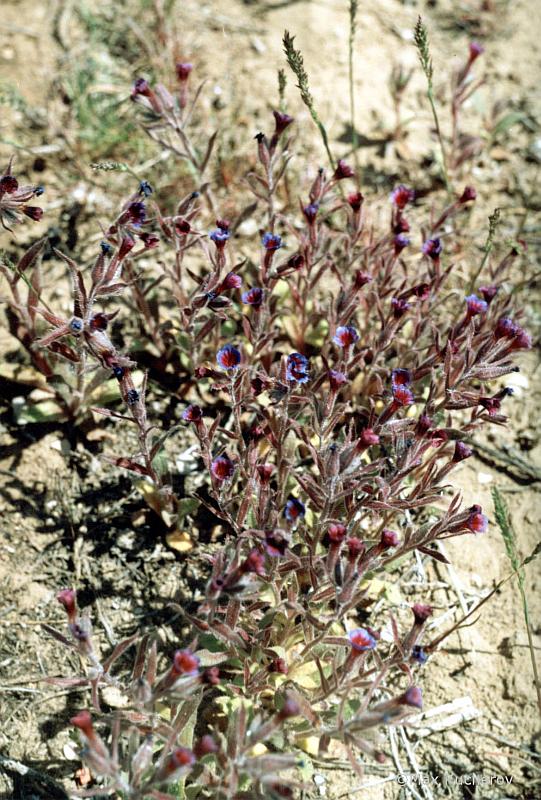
[349,0,359,172]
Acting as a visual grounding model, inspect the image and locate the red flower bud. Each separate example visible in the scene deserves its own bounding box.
[459,185,477,203]
[277,695,300,720]
[346,537,364,559]
[347,191,364,212]
[70,710,95,739]
[380,529,399,548]
[194,735,218,758]
[57,588,77,623]
[412,603,432,625]
[359,428,380,448]
[202,666,220,685]
[175,62,193,81]
[328,523,347,544]
[333,160,355,180]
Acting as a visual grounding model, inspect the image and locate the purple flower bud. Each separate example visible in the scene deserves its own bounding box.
[241,549,266,577]
[390,184,415,209]
[412,283,431,300]
[283,496,305,523]
[412,603,432,625]
[132,77,151,97]
[242,287,264,307]
[430,429,448,447]
[222,272,242,290]
[394,233,410,254]
[303,202,319,224]
[391,297,410,318]
[348,628,377,652]
[459,185,477,203]
[211,455,235,482]
[422,237,443,261]
[453,441,473,462]
[262,232,283,250]
[465,294,488,316]
[494,317,518,339]
[353,270,372,288]
[182,404,203,422]
[402,686,423,709]
[175,62,193,81]
[469,41,485,60]
[194,735,219,758]
[127,201,146,225]
[273,110,294,136]
[416,413,432,435]
[333,325,359,348]
[334,159,355,180]
[100,240,113,255]
[23,206,43,221]
[479,284,498,304]
[328,370,348,391]
[277,694,300,720]
[127,389,140,405]
[510,328,532,350]
[380,529,399,548]
[216,344,241,370]
[68,317,84,334]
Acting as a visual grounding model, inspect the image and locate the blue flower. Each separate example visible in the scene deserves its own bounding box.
[286,352,310,384]
[284,497,305,523]
[210,229,231,247]
[348,628,377,652]
[422,238,443,260]
[411,646,428,665]
[216,344,241,370]
[333,326,359,348]
[241,287,264,307]
[262,232,283,250]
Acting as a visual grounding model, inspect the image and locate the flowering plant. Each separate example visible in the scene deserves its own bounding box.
[1,22,535,800]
